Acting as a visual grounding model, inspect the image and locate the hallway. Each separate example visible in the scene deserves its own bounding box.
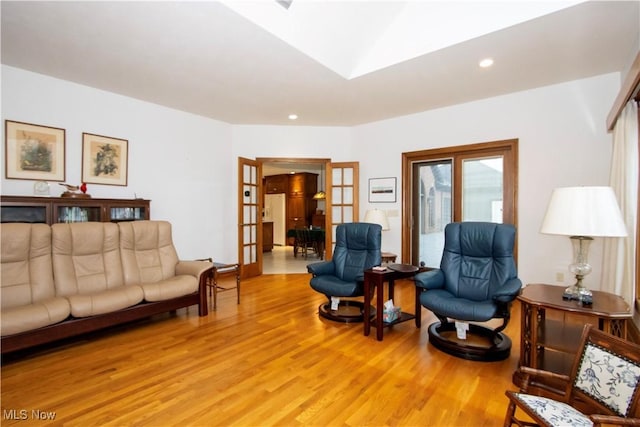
[262,245,323,274]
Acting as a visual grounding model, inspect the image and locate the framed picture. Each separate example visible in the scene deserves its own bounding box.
[5,120,66,181]
[368,177,396,203]
[82,133,128,186]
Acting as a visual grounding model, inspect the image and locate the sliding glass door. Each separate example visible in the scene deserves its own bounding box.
[403,140,517,267]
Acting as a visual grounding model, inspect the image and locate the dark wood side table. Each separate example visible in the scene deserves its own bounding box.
[363,264,422,341]
[381,252,397,264]
[515,283,631,388]
[199,259,240,310]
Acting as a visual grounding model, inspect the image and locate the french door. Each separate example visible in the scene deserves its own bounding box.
[402,140,518,267]
[326,162,359,259]
[238,158,359,277]
[238,157,261,278]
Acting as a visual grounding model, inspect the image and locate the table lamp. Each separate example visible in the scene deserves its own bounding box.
[540,186,627,304]
[364,209,390,231]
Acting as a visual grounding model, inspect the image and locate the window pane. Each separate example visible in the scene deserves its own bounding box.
[462,156,503,223]
[417,161,452,268]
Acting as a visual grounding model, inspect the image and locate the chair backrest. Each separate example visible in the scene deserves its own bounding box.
[1,223,55,309]
[119,220,179,285]
[51,222,125,296]
[331,222,381,282]
[295,227,312,247]
[440,222,517,301]
[570,325,640,418]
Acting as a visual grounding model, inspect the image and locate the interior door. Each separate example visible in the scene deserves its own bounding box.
[326,162,359,259]
[238,157,261,278]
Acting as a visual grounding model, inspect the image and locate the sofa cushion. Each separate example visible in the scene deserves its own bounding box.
[1,223,70,335]
[119,220,179,284]
[1,298,71,336]
[140,275,198,302]
[52,222,144,317]
[67,286,145,317]
[119,221,199,301]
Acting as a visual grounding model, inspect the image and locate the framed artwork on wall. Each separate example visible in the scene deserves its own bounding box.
[5,120,66,182]
[368,177,396,203]
[82,133,128,186]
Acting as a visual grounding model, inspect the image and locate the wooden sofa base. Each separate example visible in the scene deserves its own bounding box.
[1,277,209,355]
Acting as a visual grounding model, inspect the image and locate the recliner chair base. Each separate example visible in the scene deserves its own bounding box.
[318,301,371,323]
[427,321,511,362]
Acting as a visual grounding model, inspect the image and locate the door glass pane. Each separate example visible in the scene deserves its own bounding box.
[332,206,342,223]
[416,160,452,268]
[343,168,353,185]
[332,168,343,185]
[343,187,353,204]
[343,206,353,223]
[332,187,343,203]
[462,156,503,223]
[243,225,251,244]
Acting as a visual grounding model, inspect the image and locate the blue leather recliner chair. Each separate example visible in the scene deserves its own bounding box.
[307,222,382,323]
[414,222,522,361]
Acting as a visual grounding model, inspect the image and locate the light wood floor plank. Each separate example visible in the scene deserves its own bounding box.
[1,273,521,426]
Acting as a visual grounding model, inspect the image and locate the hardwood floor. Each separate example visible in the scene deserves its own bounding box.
[1,273,522,426]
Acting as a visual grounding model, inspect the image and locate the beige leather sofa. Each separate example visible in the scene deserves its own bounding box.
[1,220,212,354]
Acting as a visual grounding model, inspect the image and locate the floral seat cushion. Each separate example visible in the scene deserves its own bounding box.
[513,393,592,427]
[513,342,640,427]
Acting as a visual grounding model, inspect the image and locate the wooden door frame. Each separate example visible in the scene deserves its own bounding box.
[401,139,519,265]
[257,157,331,262]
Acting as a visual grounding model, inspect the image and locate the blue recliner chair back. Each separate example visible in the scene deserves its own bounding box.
[332,223,382,282]
[441,222,517,302]
[308,222,381,298]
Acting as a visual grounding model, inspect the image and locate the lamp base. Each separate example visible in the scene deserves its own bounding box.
[562,284,593,305]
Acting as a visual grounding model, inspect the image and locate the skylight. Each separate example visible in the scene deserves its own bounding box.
[222,1,584,80]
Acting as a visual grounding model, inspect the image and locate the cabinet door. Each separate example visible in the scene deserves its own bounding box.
[108,204,149,221]
[55,204,102,223]
[1,204,49,223]
[288,173,317,196]
[288,197,307,223]
[265,175,288,194]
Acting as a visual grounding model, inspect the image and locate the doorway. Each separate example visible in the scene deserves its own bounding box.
[260,158,328,274]
[238,157,360,278]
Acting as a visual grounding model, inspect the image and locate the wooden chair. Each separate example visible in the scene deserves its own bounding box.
[294,227,319,259]
[504,324,640,427]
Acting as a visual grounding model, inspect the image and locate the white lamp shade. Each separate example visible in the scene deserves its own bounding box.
[364,209,390,231]
[540,186,627,237]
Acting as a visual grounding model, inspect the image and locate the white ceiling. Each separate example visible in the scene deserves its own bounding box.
[1,1,639,127]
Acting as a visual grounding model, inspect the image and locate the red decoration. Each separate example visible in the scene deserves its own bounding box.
[80,183,87,194]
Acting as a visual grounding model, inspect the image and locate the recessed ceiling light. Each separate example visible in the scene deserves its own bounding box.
[479,58,494,68]
[288,114,298,120]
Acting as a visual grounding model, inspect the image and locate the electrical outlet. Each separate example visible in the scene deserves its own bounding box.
[555,271,565,283]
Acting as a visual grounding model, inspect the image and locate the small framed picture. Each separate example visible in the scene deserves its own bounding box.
[368,177,397,203]
[82,133,128,186]
[5,120,66,182]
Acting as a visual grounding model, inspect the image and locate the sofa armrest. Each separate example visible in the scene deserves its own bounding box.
[176,260,213,278]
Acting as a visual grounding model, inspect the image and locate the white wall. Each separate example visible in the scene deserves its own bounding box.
[352,73,620,290]
[2,65,623,295]
[1,65,235,260]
